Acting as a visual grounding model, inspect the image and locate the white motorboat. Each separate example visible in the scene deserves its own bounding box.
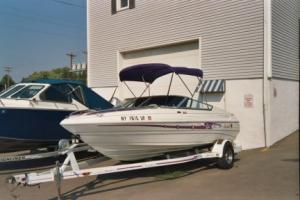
[61,63,240,161]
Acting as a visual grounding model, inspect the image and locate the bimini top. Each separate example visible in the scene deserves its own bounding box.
[119,63,203,83]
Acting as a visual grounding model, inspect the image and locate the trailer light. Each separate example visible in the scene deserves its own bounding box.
[82,172,91,176]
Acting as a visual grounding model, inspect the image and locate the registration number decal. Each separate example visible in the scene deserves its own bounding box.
[121,115,152,121]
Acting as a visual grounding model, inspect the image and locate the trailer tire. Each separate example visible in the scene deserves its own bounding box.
[217,142,234,169]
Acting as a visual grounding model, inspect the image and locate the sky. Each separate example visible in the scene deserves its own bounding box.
[0,0,87,82]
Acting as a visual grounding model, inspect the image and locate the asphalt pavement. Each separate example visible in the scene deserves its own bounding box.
[0,131,299,200]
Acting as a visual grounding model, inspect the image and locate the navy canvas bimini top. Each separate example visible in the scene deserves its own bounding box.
[119,63,203,83]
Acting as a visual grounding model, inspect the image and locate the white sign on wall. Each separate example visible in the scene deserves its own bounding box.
[244,94,254,108]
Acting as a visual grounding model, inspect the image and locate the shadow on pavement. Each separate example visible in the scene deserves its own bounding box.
[50,158,240,200]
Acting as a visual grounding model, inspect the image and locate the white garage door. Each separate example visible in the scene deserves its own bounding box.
[119,41,201,99]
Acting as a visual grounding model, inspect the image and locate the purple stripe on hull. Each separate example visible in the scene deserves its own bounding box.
[97,122,234,130]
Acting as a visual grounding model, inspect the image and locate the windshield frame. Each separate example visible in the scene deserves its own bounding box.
[121,95,213,110]
[10,85,45,99]
[0,84,27,98]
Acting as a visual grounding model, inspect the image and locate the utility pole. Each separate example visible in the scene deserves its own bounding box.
[3,66,12,90]
[66,52,76,70]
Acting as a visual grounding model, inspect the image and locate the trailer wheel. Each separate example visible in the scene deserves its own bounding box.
[217,142,234,169]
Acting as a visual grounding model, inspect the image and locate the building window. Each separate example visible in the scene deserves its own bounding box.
[112,0,135,14]
[118,0,129,10]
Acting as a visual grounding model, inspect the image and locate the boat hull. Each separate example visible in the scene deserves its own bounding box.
[0,137,59,152]
[69,123,239,161]
[61,108,240,161]
[0,108,73,152]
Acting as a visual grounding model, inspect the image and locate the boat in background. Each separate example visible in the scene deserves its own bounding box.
[0,79,113,152]
[61,63,240,161]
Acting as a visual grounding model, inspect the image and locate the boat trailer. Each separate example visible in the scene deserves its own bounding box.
[7,140,241,198]
[0,142,90,163]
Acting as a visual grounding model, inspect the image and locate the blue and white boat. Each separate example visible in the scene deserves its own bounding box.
[0,79,113,152]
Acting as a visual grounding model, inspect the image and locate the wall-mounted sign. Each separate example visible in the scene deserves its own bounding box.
[244,94,253,108]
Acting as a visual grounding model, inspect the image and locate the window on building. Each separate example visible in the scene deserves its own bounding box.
[112,0,135,14]
[119,0,129,10]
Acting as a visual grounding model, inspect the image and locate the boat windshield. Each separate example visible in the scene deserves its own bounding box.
[52,84,86,105]
[10,85,44,99]
[0,85,26,98]
[122,95,213,110]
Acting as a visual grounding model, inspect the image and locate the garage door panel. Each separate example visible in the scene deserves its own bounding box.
[120,41,200,100]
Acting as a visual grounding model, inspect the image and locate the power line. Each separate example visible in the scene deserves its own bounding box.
[0,22,84,39]
[2,4,82,24]
[0,10,85,33]
[4,66,12,74]
[50,0,86,9]
[66,52,77,69]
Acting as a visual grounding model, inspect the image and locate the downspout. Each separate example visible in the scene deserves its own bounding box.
[86,0,91,87]
[263,0,272,147]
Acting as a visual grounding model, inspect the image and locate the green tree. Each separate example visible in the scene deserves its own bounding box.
[22,67,87,84]
[0,74,15,90]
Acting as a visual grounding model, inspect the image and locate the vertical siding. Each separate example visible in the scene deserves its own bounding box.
[88,0,264,87]
[272,0,299,80]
